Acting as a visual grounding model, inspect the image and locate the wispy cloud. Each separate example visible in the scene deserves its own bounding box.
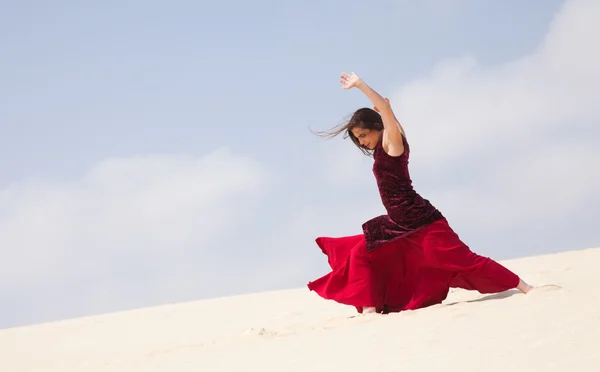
[393,0,599,169]
[0,148,269,327]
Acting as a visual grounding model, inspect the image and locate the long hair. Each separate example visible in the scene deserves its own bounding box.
[312,107,384,156]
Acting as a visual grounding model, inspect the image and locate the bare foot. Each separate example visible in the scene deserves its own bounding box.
[517,279,534,294]
[362,307,377,314]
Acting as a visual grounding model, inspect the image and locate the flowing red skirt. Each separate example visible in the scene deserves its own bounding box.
[307,218,520,313]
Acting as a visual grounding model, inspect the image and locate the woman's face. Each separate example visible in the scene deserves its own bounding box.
[351,127,381,150]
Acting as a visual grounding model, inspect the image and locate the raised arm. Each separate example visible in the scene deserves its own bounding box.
[340,72,406,156]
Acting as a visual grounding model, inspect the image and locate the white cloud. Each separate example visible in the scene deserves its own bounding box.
[0,148,269,326]
[427,138,600,230]
[393,0,599,169]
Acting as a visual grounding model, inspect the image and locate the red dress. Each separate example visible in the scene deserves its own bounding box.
[308,134,520,313]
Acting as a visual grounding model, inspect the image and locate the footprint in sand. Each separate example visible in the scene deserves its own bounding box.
[240,327,280,339]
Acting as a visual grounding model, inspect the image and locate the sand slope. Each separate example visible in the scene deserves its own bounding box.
[2,247,599,371]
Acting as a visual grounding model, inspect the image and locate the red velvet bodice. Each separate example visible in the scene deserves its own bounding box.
[362,135,443,251]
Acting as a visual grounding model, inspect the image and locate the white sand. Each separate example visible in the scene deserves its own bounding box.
[1,247,599,371]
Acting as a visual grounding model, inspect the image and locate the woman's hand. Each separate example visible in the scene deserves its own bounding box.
[339,71,406,156]
[340,72,364,90]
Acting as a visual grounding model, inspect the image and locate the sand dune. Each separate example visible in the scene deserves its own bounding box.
[1,247,599,371]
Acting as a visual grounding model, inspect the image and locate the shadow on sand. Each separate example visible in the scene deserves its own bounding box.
[445,289,521,307]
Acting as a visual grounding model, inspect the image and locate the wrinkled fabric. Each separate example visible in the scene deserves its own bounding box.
[308,218,519,313]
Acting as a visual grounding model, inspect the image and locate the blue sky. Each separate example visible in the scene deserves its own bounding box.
[1,0,598,328]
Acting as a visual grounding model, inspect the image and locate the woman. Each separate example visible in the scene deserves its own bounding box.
[308,72,533,314]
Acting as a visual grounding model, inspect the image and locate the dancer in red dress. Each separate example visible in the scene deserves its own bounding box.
[308,72,533,314]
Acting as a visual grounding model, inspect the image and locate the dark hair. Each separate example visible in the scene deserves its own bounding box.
[312,107,384,156]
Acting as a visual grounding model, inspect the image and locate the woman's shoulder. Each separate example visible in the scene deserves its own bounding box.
[376,131,410,159]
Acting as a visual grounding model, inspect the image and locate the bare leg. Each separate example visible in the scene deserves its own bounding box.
[517,279,534,294]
